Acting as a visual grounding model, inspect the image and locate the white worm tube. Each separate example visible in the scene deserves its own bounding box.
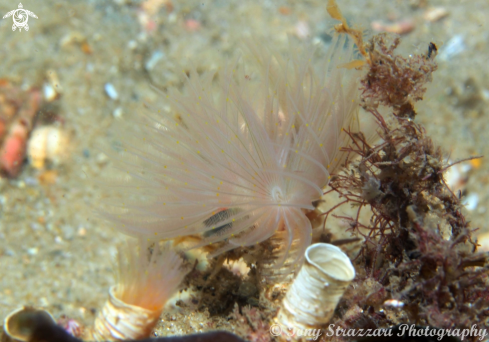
[277,243,355,329]
[85,238,190,341]
[86,286,161,341]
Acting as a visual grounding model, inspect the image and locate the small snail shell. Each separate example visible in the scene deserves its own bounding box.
[27,126,69,169]
[276,243,355,330]
[2,307,55,342]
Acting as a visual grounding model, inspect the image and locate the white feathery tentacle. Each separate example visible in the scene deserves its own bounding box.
[101,35,362,275]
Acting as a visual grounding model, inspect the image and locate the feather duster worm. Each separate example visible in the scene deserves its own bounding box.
[86,238,189,341]
[104,35,362,275]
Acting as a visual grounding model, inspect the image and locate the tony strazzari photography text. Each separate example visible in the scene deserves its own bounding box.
[326,324,487,341]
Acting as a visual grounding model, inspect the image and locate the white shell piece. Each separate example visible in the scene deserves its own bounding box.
[42,83,57,102]
[444,160,470,195]
[27,126,69,169]
[439,35,465,61]
[383,299,405,308]
[277,243,355,329]
[46,69,63,95]
[104,83,119,100]
[86,286,162,341]
[145,50,164,71]
[462,193,479,211]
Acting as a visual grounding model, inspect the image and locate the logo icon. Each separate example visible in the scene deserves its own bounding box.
[3,3,38,32]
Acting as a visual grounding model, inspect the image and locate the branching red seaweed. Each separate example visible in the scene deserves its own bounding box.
[325,33,489,339]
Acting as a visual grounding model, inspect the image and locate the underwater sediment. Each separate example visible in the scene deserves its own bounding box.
[1,0,489,342]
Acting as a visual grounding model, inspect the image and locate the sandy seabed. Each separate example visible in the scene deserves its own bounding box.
[0,0,488,337]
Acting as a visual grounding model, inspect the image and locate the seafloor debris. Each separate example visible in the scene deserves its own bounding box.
[294,20,310,39]
[59,31,93,55]
[444,160,471,195]
[438,35,465,61]
[462,192,479,211]
[57,315,83,338]
[27,125,70,170]
[423,7,449,23]
[104,83,119,101]
[43,83,58,103]
[184,19,201,32]
[44,70,63,102]
[0,80,42,177]
[145,51,165,71]
[136,0,173,34]
[371,19,415,35]
[2,307,56,342]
